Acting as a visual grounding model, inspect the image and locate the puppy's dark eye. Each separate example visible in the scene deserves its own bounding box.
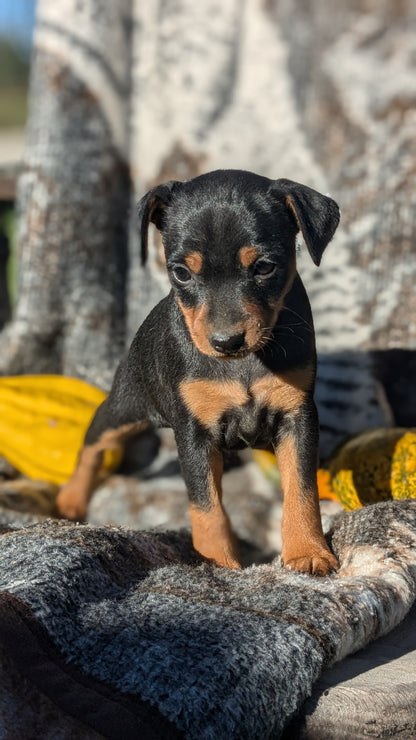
[254,260,276,278]
[172,265,192,285]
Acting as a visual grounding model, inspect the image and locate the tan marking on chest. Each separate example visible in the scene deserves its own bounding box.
[184,251,203,274]
[251,367,313,413]
[239,246,259,268]
[179,379,249,428]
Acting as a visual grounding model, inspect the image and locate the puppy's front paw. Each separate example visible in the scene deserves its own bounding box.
[214,547,241,570]
[194,538,242,569]
[283,547,338,576]
[190,503,241,569]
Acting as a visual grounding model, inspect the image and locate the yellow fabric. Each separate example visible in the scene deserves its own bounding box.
[0,375,121,485]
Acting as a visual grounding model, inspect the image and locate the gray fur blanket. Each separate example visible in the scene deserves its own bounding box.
[1,500,416,739]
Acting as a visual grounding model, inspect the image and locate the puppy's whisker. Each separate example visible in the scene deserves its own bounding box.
[281,305,313,332]
[281,321,307,328]
[265,335,288,358]
[277,330,305,345]
[276,326,296,334]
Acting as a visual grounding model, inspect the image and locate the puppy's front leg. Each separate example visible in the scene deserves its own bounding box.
[176,432,240,569]
[276,401,339,576]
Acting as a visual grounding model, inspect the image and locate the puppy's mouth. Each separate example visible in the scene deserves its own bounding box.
[212,346,251,360]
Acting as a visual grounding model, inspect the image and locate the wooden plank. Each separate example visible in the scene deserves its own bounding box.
[284,602,416,738]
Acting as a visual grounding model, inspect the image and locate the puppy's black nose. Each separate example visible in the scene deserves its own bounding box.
[210,332,245,355]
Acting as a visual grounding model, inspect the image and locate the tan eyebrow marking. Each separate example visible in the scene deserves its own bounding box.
[184,251,203,274]
[239,246,259,268]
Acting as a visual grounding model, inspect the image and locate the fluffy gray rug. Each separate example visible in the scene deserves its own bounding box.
[1,500,416,739]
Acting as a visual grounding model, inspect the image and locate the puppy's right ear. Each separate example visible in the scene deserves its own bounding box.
[138,181,180,265]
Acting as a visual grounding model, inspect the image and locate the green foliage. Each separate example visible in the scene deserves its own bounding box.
[0,204,16,305]
[0,37,29,128]
[0,86,28,128]
[0,37,29,87]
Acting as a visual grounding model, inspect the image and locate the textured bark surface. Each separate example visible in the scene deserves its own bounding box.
[278,0,416,352]
[274,0,416,450]
[1,0,415,451]
[0,0,132,388]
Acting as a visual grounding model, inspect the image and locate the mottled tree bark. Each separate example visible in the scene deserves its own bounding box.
[0,0,132,388]
[1,0,415,454]
[274,0,416,440]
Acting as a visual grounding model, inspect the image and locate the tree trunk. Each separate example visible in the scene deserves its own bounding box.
[1,0,415,454]
[0,0,132,389]
[274,0,416,442]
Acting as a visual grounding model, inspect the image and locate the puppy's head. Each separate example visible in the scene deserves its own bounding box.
[138,170,339,358]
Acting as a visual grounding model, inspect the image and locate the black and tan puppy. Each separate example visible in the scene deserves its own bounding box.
[56,169,340,575]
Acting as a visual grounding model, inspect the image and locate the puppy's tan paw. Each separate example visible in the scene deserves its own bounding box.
[284,549,339,576]
[214,549,241,570]
[194,540,241,569]
[55,485,88,521]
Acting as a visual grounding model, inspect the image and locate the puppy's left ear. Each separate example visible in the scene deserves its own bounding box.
[138,180,181,265]
[270,179,340,266]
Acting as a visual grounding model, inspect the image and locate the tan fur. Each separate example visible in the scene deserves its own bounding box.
[276,436,339,575]
[180,379,249,428]
[177,300,216,356]
[251,366,313,413]
[189,449,240,568]
[239,246,259,267]
[184,251,203,274]
[55,422,147,521]
[286,194,302,231]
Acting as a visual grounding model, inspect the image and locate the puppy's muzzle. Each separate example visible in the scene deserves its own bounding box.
[209,331,246,356]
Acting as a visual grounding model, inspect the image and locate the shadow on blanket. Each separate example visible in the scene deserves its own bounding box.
[1,500,416,739]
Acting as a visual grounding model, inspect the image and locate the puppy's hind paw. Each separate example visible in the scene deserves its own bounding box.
[55,484,88,522]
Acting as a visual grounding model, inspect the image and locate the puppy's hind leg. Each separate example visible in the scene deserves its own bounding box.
[55,397,149,521]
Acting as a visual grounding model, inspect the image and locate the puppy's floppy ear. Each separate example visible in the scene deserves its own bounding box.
[270,179,340,266]
[138,180,180,265]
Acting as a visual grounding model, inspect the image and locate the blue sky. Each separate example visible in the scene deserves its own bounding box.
[0,0,36,49]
